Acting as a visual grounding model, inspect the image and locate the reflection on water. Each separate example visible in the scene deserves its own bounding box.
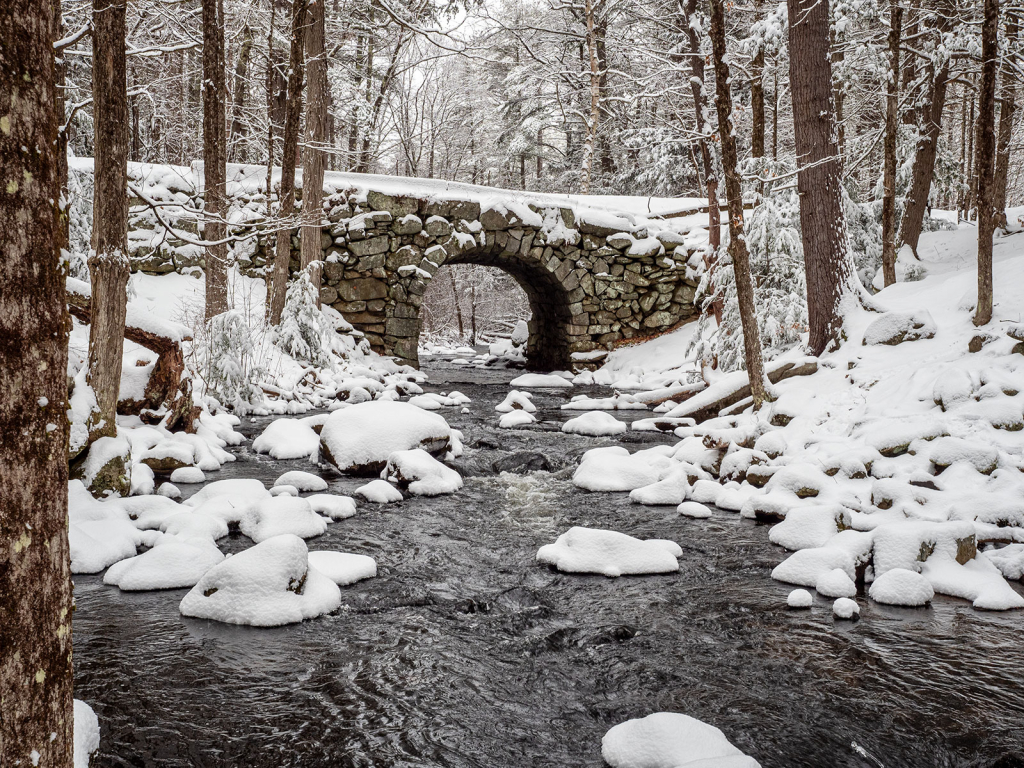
[73,359,1024,767]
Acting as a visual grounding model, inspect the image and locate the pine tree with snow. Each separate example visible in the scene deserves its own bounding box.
[271,268,335,369]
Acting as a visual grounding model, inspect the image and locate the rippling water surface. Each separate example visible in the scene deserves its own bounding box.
[74,358,1024,767]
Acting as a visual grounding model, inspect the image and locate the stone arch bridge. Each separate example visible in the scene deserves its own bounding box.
[121,162,704,370]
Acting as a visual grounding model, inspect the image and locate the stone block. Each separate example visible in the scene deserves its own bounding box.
[320,285,338,305]
[367,190,419,216]
[366,299,386,311]
[387,245,422,270]
[386,317,420,337]
[422,198,481,221]
[337,277,388,302]
[643,310,678,329]
[356,253,386,271]
[334,300,366,312]
[345,311,385,324]
[349,235,389,257]
[425,216,451,238]
[392,214,422,235]
[394,302,418,319]
[480,207,522,231]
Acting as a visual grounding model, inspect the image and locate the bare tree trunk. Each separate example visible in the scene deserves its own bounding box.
[53,0,70,254]
[270,0,307,325]
[449,269,465,337]
[579,0,602,194]
[229,23,254,162]
[709,0,768,407]
[993,13,1018,230]
[899,0,954,255]
[0,0,74,763]
[203,0,228,320]
[265,0,277,222]
[301,0,327,301]
[881,2,903,287]
[787,0,856,355]
[974,0,998,326]
[88,0,130,443]
[750,0,766,159]
[682,0,723,326]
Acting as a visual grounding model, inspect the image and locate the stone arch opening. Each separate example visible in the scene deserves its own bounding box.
[419,264,530,346]
[440,246,574,370]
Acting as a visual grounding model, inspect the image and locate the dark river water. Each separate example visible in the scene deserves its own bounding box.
[73,358,1024,768]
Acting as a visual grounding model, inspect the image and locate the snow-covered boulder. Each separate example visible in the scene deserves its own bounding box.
[510,373,573,388]
[307,551,377,585]
[868,568,934,606]
[787,589,813,608]
[679,501,712,519]
[833,597,860,619]
[537,526,682,577]
[320,401,452,473]
[495,390,536,413]
[602,712,760,768]
[183,478,269,508]
[768,506,850,551]
[239,497,329,543]
[630,467,691,506]
[573,447,669,492]
[69,519,146,574]
[356,479,403,504]
[499,410,537,428]
[274,470,328,492]
[170,466,205,484]
[103,536,225,590]
[862,310,936,346]
[771,546,855,588]
[562,411,627,436]
[75,699,100,768]
[179,534,341,626]
[814,568,857,598]
[382,449,463,496]
[253,418,321,460]
[307,494,357,520]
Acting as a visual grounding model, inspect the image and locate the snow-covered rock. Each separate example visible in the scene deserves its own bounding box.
[307,551,377,585]
[573,446,669,492]
[320,401,452,473]
[509,373,573,388]
[787,589,813,608]
[382,449,463,496]
[602,712,760,768]
[239,497,329,543]
[868,568,934,606]
[179,534,341,626]
[499,410,537,428]
[832,597,860,619]
[562,411,627,436]
[862,310,936,346]
[356,479,403,504]
[678,501,712,519]
[537,526,682,577]
[169,466,205,484]
[495,390,536,413]
[274,470,329,492]
[814,568,857,598]
[74,699,100,768]
[307,494,357,520]
[103,536,225,590]
[253,418,321,460]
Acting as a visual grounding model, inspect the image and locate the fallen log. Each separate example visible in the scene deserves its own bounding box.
[664,358,819,423]
[67,277,200,432]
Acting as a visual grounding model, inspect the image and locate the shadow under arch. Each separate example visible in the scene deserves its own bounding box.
[434,242,573,371]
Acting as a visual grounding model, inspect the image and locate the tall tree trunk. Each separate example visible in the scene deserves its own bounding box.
[974,0,998,326]
[449,269,465,337]
[265,0,277,226]
[750,0,766,160]
[270,0,289,133]
[682,0,723,326]
[881,2,903,287]
[832,29,846,158]
[579,0,602,194]
[269,0,307,324]
[203,0,228,320]
[0,0,74,763]
[993,13,1018,230]
[229,23,255,162]
[88,0,130,443]
[787,0,856,355]
[899,0,954,255]
[596,19,615,177]
[709,0,768,407]
[53,0,70,254]
[301,0,327,300]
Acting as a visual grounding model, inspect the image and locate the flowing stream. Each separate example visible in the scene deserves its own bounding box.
[73,357,1024,768]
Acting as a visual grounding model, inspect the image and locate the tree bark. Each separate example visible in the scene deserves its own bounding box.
[53,0,70,254]
[974,0,998,326]
[682,0,723,326]
[750,0,766,159]
[579,0,602,194]
[229,23,255,162]
[709,0,768,407]
[787,0,856,355]
[881,2,903,287]
[993,13,1018,230]
[300,0,327,300]
[88,0,130,443]
[899,0,954,255]
[270,0,308,324]
[0,0,74,765]
[203,0,229,320]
